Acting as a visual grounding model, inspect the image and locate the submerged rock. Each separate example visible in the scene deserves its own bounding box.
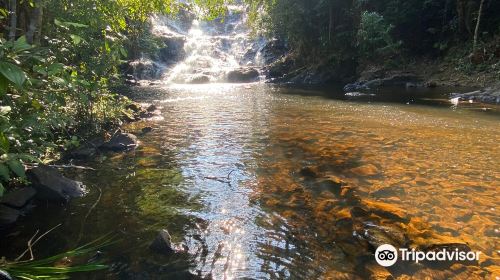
[349,164,380,177]
[226,68,259,83]
[356,222,407,249]
[316,179,343,196]
[0,187,36,208]
[100,130,138,152]
[27,165,86,202]
[0,204,21,226]
[150,229,175,255]
[299,166,318,178]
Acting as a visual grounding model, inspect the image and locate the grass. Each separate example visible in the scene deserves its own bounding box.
[0,234,116,280]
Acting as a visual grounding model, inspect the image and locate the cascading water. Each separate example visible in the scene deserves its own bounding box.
[151,5,266,84]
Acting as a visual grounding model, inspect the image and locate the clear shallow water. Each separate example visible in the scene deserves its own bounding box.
[3,83,499,279]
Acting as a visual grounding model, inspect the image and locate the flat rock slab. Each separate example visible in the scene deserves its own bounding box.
[27,165,86,202]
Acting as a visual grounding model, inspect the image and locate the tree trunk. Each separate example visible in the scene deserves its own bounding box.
[473,0,485,52]
[34,5,43,45]
[26,0,43,45]
[8,0,17,41]
[328,4,333,43]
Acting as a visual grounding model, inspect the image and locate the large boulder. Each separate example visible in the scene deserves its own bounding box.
[226,68,259,83]
[259,38,288,65]
[27,165,86,202]
[159,35,186,64]
[128,59,163,80]
[0,187,36,208]
[0,205,21,226]
[100,130,138,152]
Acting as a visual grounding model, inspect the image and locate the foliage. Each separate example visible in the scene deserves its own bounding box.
[357,11,400,60]
[247,0,500,72]
[0,0,230,197]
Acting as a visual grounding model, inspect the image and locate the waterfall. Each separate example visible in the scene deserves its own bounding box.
[151,4,266,84]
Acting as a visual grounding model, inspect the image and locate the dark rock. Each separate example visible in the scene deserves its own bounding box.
[141,127,153,134]
[27,165,86,202]
[146,104,158,112]
[350,206,370,218]
[344,73,421,91]
[299,167,318,178]
[357,222,407,249]
[124,79,139,86]
[100,130,138,151]
[344,82,369,92]
[128,59,162,80]
[150,229,175,255]
[226,68,259,83]
[127,102,142,113]
[259,38,288,65]
[68,137,104,160]
[450,85,500,105]
[266,56,295,80]
[0,187,36,208]
[187,74,210,84]
[426,80,438,88]
[159,35,187,64]
[70,146,97,159]
[0,205,21,225]
[316,179,343,196]
[0,269,13,280]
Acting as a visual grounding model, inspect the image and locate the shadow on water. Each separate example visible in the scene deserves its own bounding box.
[277,83,500,115]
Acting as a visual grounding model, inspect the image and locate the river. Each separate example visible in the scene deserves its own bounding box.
[3,82,499,279]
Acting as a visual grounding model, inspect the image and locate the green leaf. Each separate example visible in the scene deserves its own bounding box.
[47,63,65,75]
[0,163,10,181]
[7,159,26,179]
[13,36,32,52]
[0,132,9,152]
[119,47,128,58]
[55,19,88,28]
[0,62,27,87]
[33,65,48,75]
[0,182,4,196]
[0,75,7,95]
[0,106,11,115]
[70,34,83,45]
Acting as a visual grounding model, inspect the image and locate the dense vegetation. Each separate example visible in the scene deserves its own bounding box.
[247,0,500,81]
[0,0,226,196]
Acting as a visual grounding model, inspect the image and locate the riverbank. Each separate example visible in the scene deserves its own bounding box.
[0,100,159,229]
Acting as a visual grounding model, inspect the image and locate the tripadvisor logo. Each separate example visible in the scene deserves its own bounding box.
[375,244,481,267]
